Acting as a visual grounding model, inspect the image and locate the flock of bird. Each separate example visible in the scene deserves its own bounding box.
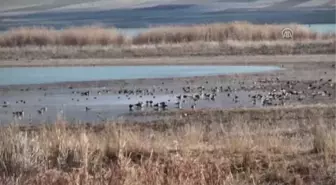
[1,76,334,121]
[125,84,235,112]
[4,101,48,120]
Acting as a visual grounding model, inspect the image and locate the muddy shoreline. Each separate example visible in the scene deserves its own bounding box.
[0,54,334,68]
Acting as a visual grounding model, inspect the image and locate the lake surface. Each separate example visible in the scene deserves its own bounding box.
[305,23,336,33]
[0,65,280,85]
[118,23,336,36]
[0,7,335,31]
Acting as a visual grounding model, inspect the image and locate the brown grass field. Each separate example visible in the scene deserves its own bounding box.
[0,104,335,185]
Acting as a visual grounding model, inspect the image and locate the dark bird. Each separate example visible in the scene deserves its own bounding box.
[129,104,134,111]
[191,104,196,110]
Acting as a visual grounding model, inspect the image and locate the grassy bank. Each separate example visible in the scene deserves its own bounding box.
[0,105,335,184]
[0,40,335,60]
[0,22,335,59]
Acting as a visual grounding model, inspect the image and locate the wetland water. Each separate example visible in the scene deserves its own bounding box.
[0,65,281,124]
[0,65,280,85]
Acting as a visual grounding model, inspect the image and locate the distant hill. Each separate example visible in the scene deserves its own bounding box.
[1,0,334,14]
[0,0,334,31]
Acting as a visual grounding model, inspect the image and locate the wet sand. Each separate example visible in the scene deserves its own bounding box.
[0,55,335,124]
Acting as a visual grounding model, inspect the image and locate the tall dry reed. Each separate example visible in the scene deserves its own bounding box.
[0,22,335,47]
[0,26,125,47]
[132,21,334,44]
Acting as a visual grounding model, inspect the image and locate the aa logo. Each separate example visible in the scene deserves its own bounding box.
[282,28,293,39]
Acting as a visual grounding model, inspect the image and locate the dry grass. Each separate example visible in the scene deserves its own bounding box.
[0,26,126,47]
[0,105,335,185]
[0,22,334,59]
[132,22,335,44]
[0,40,335,60]
[0,22,335,48]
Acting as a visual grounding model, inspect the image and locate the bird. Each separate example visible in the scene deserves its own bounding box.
[3,101,9,108]
[41,107,47,112]
[13,111,24,120]
[38,107,48,115]
[210,94,216,101]
[160,102,168,109]
[135,102,144,109]
[191,104,196,110]
[129,104,134,111]
[175,101,182,109]
[37,109,43,115]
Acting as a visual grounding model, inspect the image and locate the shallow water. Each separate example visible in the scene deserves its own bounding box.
[305,23,336,33]
[118,23,336,36]
[0,65,280,85]
[0,86,266,124]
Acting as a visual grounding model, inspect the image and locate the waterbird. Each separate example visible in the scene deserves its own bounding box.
[37,109,43,115]
[160,102,168,109]
[135,102,144,109]
[175,101,182,109]
[2,101,9,107]
[191,104,196,110]
[13,111,24,119]
[81,91,90,96]
[129,104,134,111]
[210,94,216,101]
[38,107,48,115]
[153,103,159,108]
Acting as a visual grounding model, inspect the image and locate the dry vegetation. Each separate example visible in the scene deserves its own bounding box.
[0,105,335,185]
[0,26,126,47]
[0,40,335,60]
[0,22,334,59]
[132,22,335,44]
[0,22,335,47]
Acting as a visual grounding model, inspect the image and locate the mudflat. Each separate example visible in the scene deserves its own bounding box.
[0,54,335,124]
